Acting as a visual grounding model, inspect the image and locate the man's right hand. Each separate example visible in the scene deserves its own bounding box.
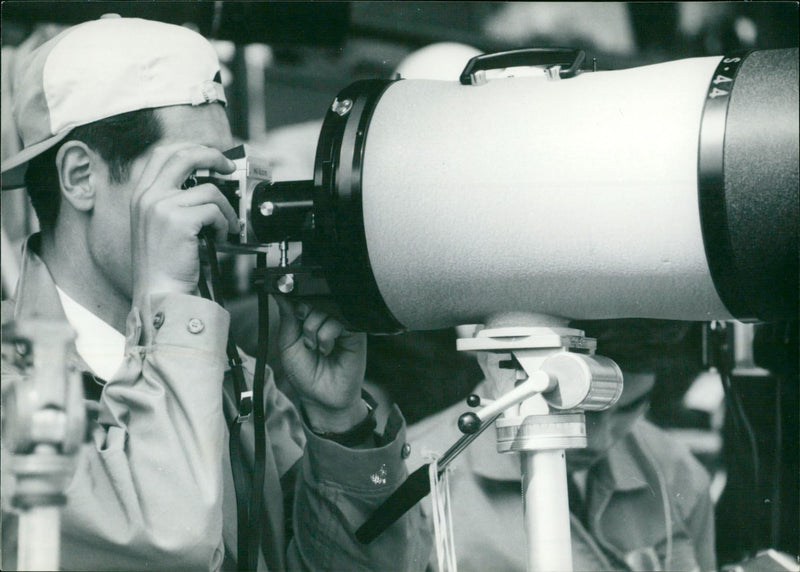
[129,143,239,310]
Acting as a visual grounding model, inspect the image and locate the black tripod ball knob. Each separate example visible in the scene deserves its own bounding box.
[466,394,481,408]
[458,412,481,434]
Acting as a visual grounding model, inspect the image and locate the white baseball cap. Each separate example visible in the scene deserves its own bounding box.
[1,15,227,190]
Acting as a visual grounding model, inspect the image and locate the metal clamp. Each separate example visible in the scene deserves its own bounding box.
[236,390,254,423]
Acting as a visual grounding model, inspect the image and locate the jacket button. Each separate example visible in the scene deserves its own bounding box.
[187,318,205,334]
[153,311,165,329]
[401,443,411,459]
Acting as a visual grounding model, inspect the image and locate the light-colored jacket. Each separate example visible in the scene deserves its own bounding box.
[407,384,717,572]
[1,234,430,571]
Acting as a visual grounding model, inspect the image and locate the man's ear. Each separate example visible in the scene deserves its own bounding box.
[55,141,99,212]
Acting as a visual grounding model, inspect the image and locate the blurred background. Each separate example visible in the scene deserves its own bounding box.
[2,2,798,567]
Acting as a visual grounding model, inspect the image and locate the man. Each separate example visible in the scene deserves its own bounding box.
[1,16,428,571]
[407,321,717,571]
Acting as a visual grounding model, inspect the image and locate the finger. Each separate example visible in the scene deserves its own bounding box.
[316,318,344,357]
[341,330,367,353]
[133,142,198,194]
[274,295,302,349]
[135,144,236,200]
[156,146,236,190]
[158,202,230,245]
[147,183,239,236]
[187,203,230,243]
[301,309,330,351]
[174,183,239,234]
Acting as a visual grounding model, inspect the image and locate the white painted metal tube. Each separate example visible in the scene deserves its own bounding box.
[520,450,573,572]
[18,506,61,571]
[361,56,733,328]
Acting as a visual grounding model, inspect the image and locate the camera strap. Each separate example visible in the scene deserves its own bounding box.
[198,233,267,572]
[245,252,270,571]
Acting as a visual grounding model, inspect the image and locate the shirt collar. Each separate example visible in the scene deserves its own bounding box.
[14,234,67,323]
[55,285,125,381]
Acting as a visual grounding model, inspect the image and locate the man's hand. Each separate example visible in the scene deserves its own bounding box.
[129,143,239,310]
[274,296,369,434]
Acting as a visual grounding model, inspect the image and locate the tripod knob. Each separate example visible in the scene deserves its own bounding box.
[457,412,481,434]
[540,352,623,411]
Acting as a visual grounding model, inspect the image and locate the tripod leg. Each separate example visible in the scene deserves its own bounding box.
[18,506,60,571]
[521,449,573,572]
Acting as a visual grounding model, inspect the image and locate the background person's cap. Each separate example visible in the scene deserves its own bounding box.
[1,15,227,190]
[393,42,483,80]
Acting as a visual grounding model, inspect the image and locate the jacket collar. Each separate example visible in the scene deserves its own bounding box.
[597,421,651,492]
[13,234,68,323]
[11,233,92,378]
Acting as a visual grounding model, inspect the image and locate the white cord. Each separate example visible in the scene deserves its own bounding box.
[429,457,458,572]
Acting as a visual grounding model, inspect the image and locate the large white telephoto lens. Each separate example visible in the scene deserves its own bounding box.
[304,48,797,333]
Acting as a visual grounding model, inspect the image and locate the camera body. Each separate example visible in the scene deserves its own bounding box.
[188,145,274,249]
[187,144,329,300]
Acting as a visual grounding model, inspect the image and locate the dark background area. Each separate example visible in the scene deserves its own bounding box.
[3,2,799,134]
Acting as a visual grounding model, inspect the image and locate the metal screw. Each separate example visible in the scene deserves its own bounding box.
[331,98,353,116]
[277,274,295,294]
[259,201,275,216]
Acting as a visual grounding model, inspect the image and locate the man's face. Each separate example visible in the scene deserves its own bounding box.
[87,103,234,300]
[566,371,655,472]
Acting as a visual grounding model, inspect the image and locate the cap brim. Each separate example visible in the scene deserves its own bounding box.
[1,130,71,190]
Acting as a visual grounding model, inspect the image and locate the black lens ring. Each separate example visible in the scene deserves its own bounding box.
[312,79,405,334]
[697,51,751,319]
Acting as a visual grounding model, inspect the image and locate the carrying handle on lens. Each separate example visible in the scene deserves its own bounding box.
[460,48,586,85]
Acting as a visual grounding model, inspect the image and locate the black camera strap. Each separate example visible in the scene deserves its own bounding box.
[247,252,270,572]
[198,233,267,572]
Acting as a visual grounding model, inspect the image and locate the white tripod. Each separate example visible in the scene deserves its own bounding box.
[2,319,85,571]
[456,317,623,572]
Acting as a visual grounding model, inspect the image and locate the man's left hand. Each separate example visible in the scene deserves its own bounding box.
[274,296,368,433]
